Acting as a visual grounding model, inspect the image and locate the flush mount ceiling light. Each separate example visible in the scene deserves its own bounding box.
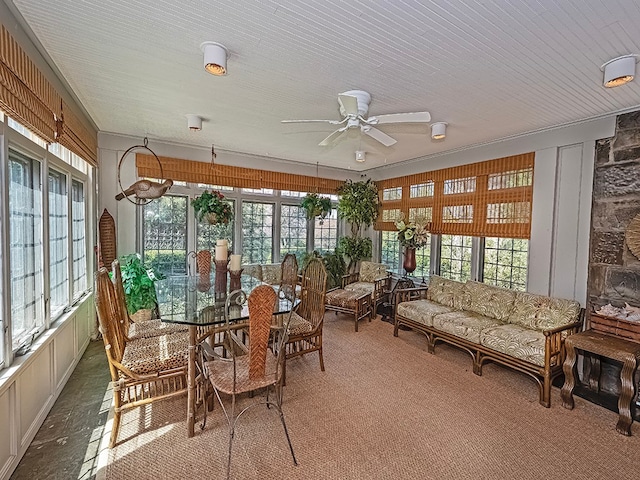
[355,150,366,163]
[200,41,228,76]
[431,122,447,140]
[601,54,639,88]
[186,114,202,131]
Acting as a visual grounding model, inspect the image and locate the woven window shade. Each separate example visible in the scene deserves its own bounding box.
[376,152,534,239]
[0,25,60,143]
[136,154,343,194]
[55,100,98,166]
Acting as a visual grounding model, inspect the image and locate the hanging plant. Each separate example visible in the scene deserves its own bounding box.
[301,193,333,223]
[191,190,234,225]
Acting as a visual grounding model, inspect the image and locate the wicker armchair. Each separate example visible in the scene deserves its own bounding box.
[200,286,297,479]
[279,253,299,301]
[342,261,391,315]
[111,260,187,340]
[95,268,188,448]
[188,250,212,276]
[285,258,328,373]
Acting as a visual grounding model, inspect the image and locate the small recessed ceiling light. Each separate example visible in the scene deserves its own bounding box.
[431,122,447,140]
[601,54,639,88]
[355,150,366,163]
[200,41,229,76]
[185,114,202,131]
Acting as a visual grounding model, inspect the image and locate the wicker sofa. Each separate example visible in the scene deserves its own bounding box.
[393,275,584,407]
[242,263,282,285]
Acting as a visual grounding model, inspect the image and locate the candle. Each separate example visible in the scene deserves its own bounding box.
[215,244,228,261]
[229,254,242,271]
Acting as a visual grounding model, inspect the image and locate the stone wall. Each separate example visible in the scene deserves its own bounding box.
[588,110,640,395]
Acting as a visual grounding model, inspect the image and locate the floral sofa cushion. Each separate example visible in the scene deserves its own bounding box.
[359,261,388,283]
[480,324,546,367]
[242,264,263,281]
[426,275,468,310]
[432,311,503,344]
[261,264,282,285]
[464,281,516,322]
[344,281,374,296]
[396,300,454,327]
[508,292,581,331]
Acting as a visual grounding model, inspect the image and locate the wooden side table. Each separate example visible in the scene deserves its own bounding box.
[561,330,640,435]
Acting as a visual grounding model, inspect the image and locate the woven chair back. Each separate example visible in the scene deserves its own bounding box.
[111,260,132,330]
[248,285,277,379]
[279,253,299,300]
[299,258,328,329]
[95,268,127,365]
[196,250,212,276]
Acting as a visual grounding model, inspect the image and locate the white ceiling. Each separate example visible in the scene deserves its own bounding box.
[8,0,640,172]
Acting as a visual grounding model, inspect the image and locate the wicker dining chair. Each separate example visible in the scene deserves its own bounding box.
[95,268,188,448]
[279,253,299,301]
[200,286,297,479]
[111,260,187,340]
[284,258,328,374]
[188,250,213,276]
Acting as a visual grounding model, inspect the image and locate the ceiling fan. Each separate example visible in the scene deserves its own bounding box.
[281,90,431,147]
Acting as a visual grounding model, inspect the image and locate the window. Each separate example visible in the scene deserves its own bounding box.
[242,202,273,264]
[410,181,434,198]
[280,190,305,198]
[196,199,235,252]
[439,235,472,282]
[280,204,307,262]
[381,231,400,273]
[143,195,188,276]
[9,150,44,350]
[382,187,402,201]
[413,237,431,280]
[49,170,69,317]
[242,188,273,195]
[483,238,528,291]
[71,180,87,299]
[314,208,338,253]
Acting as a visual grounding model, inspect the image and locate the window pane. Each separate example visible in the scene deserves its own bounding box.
[410,181,434,198]
[280,190,305,198]
[413,236,431,281]
[381,231,400,273]
[143,195,188,276]
[483,237,529,291]
[314,208,337,253]
[72,180,87,299]
[280,204,307,263]
[49,170,69,317]
[242,202,273,264]
[242,188,273,195]
[439,235,472,282]
[9,150,44,350]
[196,199,234,252]
[382,187,402,201]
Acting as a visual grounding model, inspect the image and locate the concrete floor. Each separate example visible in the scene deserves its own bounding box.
[10,340,111,480]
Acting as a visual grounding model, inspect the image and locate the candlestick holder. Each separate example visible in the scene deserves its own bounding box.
[229,268,243,292]
[214,259,229,295]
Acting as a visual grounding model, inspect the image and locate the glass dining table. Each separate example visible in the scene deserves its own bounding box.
[155,274,295,437]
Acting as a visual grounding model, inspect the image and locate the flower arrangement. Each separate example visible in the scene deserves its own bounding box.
[191,190,234,225]
[395,214,430,248]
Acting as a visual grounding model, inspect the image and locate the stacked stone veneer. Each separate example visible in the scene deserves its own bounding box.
[588,110,640,395]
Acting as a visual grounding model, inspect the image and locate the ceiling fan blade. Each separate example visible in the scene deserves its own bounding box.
[319,127,348,146]
[281,119,343,125]
[362,126,397,147]
[369,111,431,124]
[338,94,359,116]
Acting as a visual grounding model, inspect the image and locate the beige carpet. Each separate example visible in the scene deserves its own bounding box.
[102,314,640,479]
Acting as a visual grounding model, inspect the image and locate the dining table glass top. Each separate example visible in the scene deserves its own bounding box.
[155,274,294,326]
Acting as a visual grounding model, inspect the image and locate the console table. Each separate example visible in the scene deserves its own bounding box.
[561,329,640,435]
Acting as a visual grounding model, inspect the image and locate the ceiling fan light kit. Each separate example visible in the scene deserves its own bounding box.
[601,54,638,87]
[200,41,228,76]
[186,114,202,131]
[282,89,431,149]
[355,150,366,162]
[431,122,447,140]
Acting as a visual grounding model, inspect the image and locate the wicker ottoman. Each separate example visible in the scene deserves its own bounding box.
[325,288,372,332]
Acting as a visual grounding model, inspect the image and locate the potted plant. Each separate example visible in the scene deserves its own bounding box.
[337,179,379,272]
[191,190,234,225]
[301,193,333,223]
[119,254,164,318]
[395,213,430,274]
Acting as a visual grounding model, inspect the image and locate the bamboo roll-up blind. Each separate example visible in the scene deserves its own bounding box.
[0,25,59,143]
[376,152,534,239]
[55,100,98,166]
[136,154,343,194]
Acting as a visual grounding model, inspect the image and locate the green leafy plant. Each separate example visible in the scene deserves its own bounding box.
[336,179,379,270]
[301,249,346,289]
[301,193,333,222]
[119,254,164,315]
[191,190,234,225]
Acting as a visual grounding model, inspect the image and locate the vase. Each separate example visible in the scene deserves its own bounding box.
[403,247,416,275]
